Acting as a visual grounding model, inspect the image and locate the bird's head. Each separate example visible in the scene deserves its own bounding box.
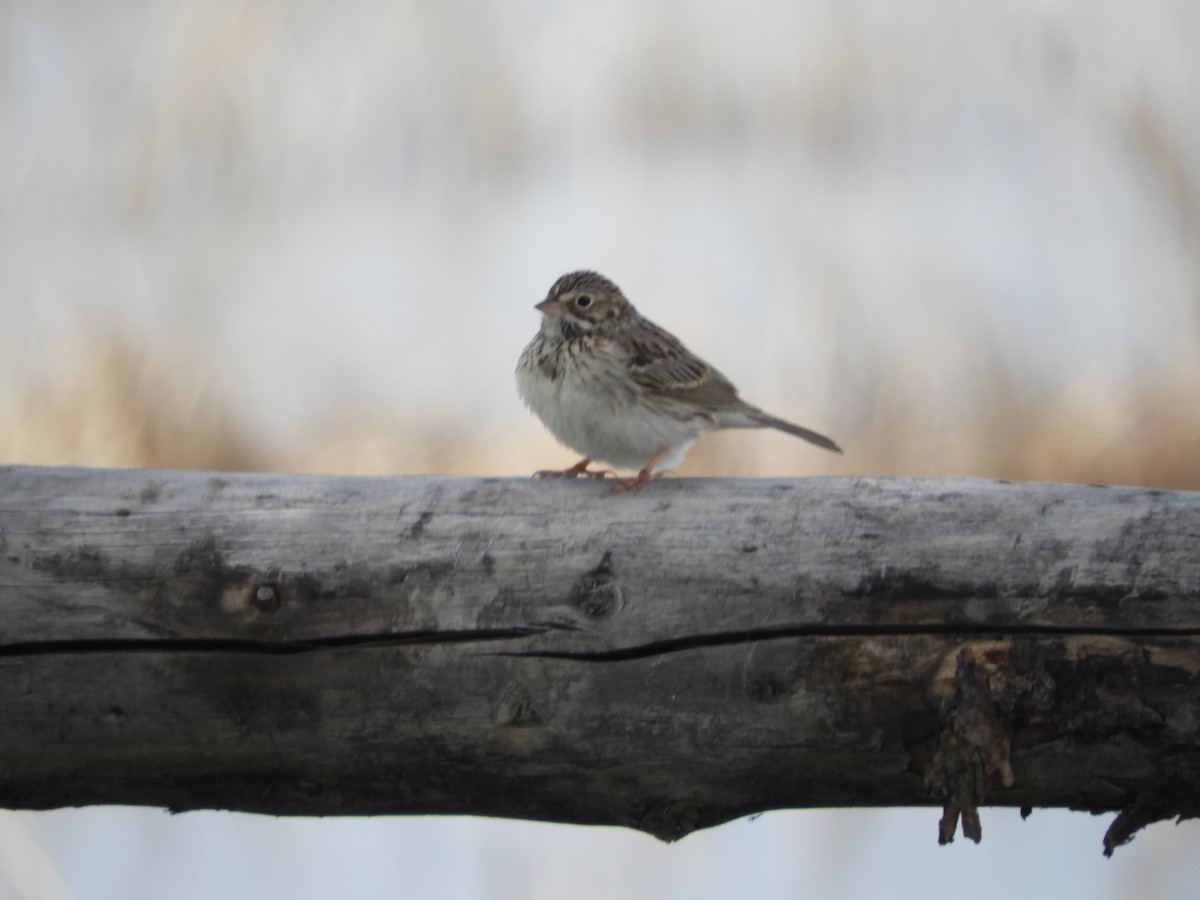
[536,271,634,332]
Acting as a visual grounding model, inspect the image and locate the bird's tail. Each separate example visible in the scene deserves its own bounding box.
[752,412,842,453]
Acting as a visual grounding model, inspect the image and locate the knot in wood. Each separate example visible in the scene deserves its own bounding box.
[573,550,624,619]
[253,584,281,613]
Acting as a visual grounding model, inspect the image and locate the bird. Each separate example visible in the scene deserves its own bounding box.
[516,270,841,492]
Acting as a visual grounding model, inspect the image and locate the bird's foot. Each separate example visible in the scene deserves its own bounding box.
[607,471,667,494]
[607,449,671,494]
[533,457,614,480]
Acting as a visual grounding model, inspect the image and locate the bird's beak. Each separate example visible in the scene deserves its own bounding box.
[535,298,565,317]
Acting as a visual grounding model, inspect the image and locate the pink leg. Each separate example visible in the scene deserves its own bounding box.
[608,448,671,494]
[533,457,613,480]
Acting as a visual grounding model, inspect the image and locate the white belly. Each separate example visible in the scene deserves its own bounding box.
[516,348,704,471]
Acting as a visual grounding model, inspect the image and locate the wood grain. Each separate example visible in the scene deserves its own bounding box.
[1,465,1198,849]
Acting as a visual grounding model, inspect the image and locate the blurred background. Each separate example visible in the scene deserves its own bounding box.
[2,0,1198,897]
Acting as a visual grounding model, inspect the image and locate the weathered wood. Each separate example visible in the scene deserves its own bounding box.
[1,465,1198,852]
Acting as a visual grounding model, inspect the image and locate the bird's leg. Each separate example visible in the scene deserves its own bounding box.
[533,457,613,480]
[608,448,671,494]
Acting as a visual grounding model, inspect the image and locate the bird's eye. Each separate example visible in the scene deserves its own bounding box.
[576,295,593,308]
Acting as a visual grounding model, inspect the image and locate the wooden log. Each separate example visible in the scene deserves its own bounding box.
[1,465,1198,854]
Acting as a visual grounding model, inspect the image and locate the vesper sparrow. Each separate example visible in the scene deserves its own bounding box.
[516,271,841,491]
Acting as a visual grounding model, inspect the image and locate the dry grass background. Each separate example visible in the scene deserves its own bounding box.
[1,334,257,472]
[3,329,1197,489]
[2,1,1197,497]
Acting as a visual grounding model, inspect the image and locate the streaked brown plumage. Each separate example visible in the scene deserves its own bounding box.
[516,271,840,490]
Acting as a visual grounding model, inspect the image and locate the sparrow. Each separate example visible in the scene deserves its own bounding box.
[516,270,841,491]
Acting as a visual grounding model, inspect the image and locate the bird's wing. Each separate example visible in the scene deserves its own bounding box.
[616,319,746,410]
